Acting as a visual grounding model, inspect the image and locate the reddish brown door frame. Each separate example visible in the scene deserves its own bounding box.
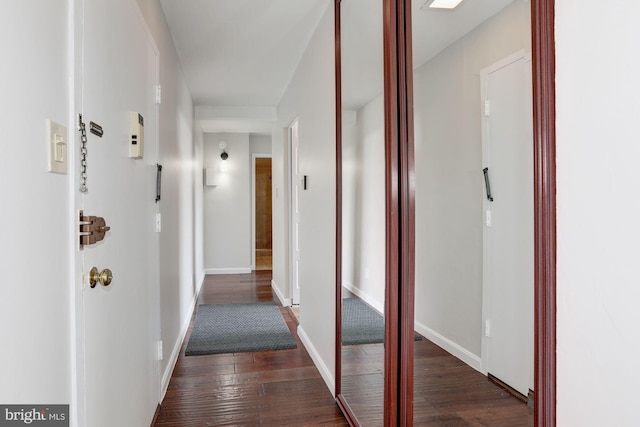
[532,0,557,425]
[334,0,348,421]
[334,0,556,425]
[382,0,415,425]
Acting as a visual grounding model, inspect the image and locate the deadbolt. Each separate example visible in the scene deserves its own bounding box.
[89,267,113,288]
[79,211,111,247]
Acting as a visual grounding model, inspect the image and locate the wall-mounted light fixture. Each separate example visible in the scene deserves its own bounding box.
[219,141,229,160]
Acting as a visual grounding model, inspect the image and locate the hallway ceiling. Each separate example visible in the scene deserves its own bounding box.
[160,0,517,113]
[160,0,328,107]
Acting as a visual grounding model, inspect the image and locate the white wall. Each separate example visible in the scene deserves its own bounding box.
[203,133,252,273]
[0,0,71,405]
[135,0,200,396]
[342,115,358,296]
[250,134,272,155]
[273,0,336,391]
[342,97,386,312]
[194,124,204,284]
[555,1,640,425]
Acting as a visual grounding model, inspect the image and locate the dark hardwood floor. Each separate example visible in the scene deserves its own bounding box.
[153,271,348,426]
[155,271,531,426]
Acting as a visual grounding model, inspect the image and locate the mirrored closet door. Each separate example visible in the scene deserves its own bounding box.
[334,0,557,425]
[336,0,386,424]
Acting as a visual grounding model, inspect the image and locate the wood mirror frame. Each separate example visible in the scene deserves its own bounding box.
[334,0,556,425]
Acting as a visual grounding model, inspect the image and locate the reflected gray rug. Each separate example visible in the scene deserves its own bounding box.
[185,302,297,356]
[342,298,421,345]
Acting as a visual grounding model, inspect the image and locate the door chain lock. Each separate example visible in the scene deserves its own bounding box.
[79,210,111,247]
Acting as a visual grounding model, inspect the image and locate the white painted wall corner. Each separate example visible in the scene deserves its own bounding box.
[271,279,291,307]
[160,283,201,400]
[196,270,206,294]
[297,325,335,397]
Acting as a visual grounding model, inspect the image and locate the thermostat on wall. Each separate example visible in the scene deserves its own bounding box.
[204,168,219,187]
[129,111,144,159]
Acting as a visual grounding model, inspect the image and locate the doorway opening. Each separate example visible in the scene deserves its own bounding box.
[253,155,273,271]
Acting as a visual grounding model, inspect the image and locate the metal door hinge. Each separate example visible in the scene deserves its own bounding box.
[155,85,162,104]
[484,100,491,116]
[79,210,111,247]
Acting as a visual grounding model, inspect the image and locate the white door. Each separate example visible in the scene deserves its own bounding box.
[481,50,534,397]
[75,0,160,425]
[290,119,301,305]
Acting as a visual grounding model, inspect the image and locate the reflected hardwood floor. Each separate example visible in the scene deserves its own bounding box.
[342,337,533,426]
[154,271,347,426]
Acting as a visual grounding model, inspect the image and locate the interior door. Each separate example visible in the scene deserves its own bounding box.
[481,50,534,397]
[290,119,301,305]
[77,0,160,425]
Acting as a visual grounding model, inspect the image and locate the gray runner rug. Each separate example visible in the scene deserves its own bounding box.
[342,297,421,345]
[185,302,297,356]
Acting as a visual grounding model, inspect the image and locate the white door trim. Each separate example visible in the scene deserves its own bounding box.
[70,4,86,426]
[287,117,301,306]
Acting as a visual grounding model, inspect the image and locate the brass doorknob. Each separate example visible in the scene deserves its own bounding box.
[89,267,113,288]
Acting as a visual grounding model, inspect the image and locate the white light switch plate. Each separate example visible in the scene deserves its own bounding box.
[46,119,67,174]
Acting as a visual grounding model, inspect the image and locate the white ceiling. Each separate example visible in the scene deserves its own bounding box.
[160,0,328,107]
[160,0,517,128]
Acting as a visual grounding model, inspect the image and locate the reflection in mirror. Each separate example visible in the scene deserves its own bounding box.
[339,0,386,424]
[411,0,534,424]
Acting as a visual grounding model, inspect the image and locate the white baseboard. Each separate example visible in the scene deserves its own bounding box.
[160,277,202,400]
[297,325,335,397]
[271,279,291,307]
[414,320,483,373]
[342,281,383,313]
[204,267,252,275]
[196,270,205,293]
[343,283,480,373]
